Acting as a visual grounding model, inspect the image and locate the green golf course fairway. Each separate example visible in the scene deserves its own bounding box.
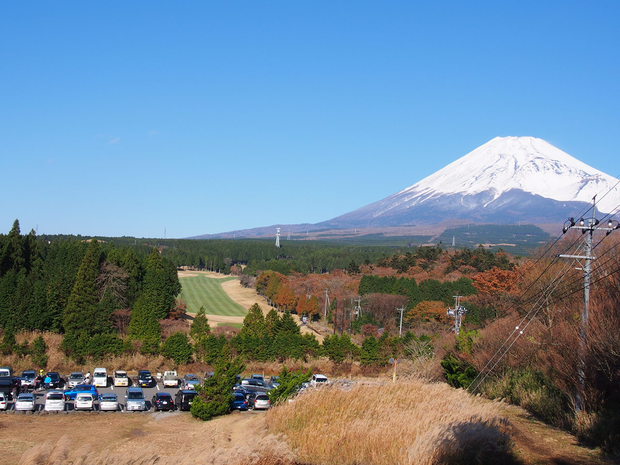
[179,275,247,316]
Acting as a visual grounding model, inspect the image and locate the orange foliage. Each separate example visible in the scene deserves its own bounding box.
[275,284,297,311]
[406,300,449,323]
[472,267,520,296]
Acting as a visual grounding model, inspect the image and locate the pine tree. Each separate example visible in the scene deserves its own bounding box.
[240,304,266,338]
[265,309,281,337]
[360,336,382,366]
[161,332,194,364]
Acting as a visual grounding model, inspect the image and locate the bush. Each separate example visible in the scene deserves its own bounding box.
[484,369,572,429]
[441,353,477,389]
[161,332,193,365]
[269,368,311,404]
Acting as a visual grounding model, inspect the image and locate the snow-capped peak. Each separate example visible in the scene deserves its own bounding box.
[392,136,619,213]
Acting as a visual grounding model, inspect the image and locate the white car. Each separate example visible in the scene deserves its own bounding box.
[75,393,95,411]
[15,393,36,411]
[0,392,8,410]
[93,368,108,388]
[113,370,129,387]
[311,374,329,386]
[44,391,66,412]
[163,370,179,388]
[99,393,119,411]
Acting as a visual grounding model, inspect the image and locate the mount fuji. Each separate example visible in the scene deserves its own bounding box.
[195,137,620,239]
[320,136,620,228]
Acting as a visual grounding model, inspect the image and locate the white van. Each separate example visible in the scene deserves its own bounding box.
[93,368,108,388]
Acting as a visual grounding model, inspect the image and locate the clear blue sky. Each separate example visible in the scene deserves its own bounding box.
[1,1,619,237]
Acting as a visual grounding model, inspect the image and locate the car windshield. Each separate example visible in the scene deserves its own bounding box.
[102,395,116,401]
[47,394,64,400]
[116,373,127,378]
[70,373,83,379]
[77,395,92,400]
[23,372,35,379]
[234,394,245,400]
[128,392,144,400]
[77,385,91,391]
[94,372,105,377]
[48,373,59,380]
[256,395,269,400]
[18,395,33,400]
[158,394,171,399]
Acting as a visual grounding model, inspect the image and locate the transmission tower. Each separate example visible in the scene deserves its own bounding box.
[275,228,281,248]
[323,288,330,319]
[353,297,362,318]
[559,197,620,411]
[447,295,467,335]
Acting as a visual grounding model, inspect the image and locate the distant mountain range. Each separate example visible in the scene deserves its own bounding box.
[192,137,620,242]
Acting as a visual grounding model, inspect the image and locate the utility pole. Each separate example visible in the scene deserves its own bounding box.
[397,306,405,337]
[447,296,467,335]
[559,197,620,412]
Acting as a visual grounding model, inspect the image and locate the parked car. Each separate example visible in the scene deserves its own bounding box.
[269,376,280,388]
[152,392,175,411]
[0,367,12,377]
[113,370,129,387]
[241,378,265,388]
[162,370,179,388]
[15,393,36,411]
[75,393,95,411]
[92,368,108,387]
[20,370,36,390]
[310,374,329,386]
[0,392,8,410]
[175,390,197,411]
[64,384,99,401]
[251,374,265,382]
[99,393,119,411]
[232,392,249,411]
[44,372,64,389]
[183,374,201,390]
[253,394,271,410]
[67,372,85,388]
[44,391,66,412]
[126,387,147,411]
[137,370,155,388]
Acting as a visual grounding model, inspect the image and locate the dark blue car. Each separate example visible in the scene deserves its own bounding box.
[231,392,249,411]
[64,384,99,400]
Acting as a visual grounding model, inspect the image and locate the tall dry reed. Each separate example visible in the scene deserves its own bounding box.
[266,379,520,465]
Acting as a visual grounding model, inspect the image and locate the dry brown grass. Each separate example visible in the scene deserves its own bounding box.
[266,378,520,465]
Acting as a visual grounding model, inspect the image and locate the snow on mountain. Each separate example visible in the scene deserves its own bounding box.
[323,137,620,227]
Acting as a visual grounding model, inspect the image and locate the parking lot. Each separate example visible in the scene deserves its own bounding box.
[1,372,270,414]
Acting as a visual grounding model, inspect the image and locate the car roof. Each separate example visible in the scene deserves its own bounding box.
[101,393,117,398]
[18,393,34,398]
[115,370,127,374]
[70,372,84,376]
[128,386,143,391]
[138,370,151,373]
[179,389,197,394]
[156,392,172,397]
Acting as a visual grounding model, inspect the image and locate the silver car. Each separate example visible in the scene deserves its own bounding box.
[67,372,86,388]
[99,393,119,411]
[126,387,147,411]
[15,393,36,411]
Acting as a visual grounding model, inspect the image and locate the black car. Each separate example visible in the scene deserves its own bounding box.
[45,372,64,389]
[175,390,197,411]
[152,392,175,411]
[137,370,156,388]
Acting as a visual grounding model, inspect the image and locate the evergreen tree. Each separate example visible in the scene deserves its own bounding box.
[240,304,266,338]
[190,306,211,341]
[162,332,194,364]
[265,309,281,337]
[191,357,245,421]
[360,336,383,366]
[61,240,103,355]
[279,311,300,335]
[31,335,48,368]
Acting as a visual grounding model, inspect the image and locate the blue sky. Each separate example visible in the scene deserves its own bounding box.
[1,1,619,237]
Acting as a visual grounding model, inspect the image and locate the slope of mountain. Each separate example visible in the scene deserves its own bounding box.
[321,137,620,228]
[194,137,619,239]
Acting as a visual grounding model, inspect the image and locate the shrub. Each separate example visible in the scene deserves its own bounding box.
[441,353,477,389]
[269,368,311,404]
[161,332,193,365]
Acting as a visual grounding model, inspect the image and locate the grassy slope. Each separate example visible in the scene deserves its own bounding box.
[179,275,247,316]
